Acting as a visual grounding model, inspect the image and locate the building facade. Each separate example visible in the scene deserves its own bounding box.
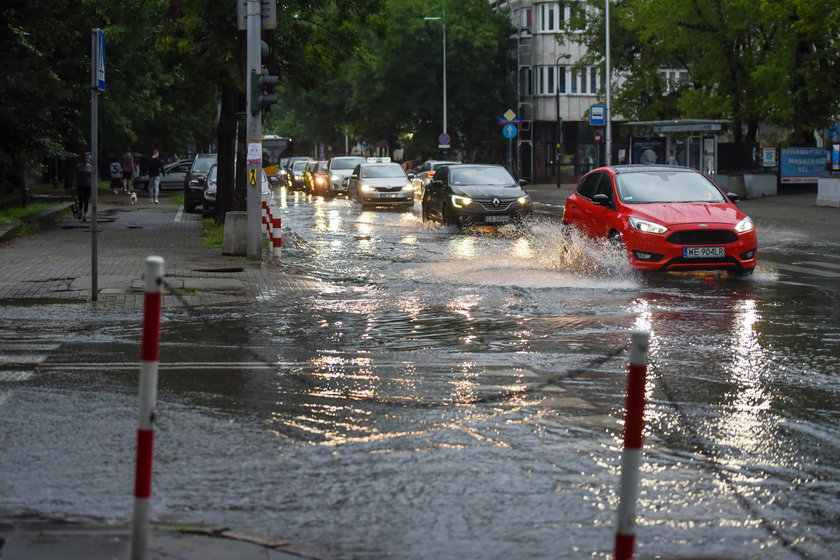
[492,0,619,183]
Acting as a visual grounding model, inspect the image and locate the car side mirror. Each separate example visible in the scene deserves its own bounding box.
[593,193,610,206]
[351,174,359,180]
[726,192,741,203]
[518,179,527,187]
[407,173,415,180]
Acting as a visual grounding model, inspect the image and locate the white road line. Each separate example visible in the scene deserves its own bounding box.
[174,207,184,222]
[770,262,840,278]
[0,355,48,364]
[0,371,36,382]
[798,261,840,271]
[0,343,61,352]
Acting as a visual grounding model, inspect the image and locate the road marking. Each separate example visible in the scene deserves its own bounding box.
[770,262,840,278]
[0,371,36,382]
[798,261,840,271]
[0,355,48,364]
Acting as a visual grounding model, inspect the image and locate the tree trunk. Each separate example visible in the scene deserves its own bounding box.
[216,87,238,222]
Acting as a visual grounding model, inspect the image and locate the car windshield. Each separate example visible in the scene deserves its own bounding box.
[361,164,406,179]
[432,161,460,170]
[193,156,216,173]
[332,158,365,170]
[450,167,515,186]
[292,161,309,172]
[616,171,726,204]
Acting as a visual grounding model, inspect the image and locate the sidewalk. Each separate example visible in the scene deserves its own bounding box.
[0,189,325,310]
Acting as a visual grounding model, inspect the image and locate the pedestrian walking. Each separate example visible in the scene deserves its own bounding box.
[667,149,678,165]
[147,149,164,203]
[110,157,123,193]
[121,148,135,194]
[76,153,92,222]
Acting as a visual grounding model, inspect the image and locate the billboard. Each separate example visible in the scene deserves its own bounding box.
[780,147,827,183]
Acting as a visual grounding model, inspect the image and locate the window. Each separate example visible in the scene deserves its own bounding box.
[537,3,560,33]
[558,67,566,94]
[564,66,602,95]
[518,8,532,31]
[659,69,690,93]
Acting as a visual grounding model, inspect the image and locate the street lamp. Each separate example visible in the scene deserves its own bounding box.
[555,53,571,188]
[424,15,447,147]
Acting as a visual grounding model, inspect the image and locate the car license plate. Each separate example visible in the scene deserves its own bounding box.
[684,246,725,258]
[383,193,401,198]
[484,215,510,223]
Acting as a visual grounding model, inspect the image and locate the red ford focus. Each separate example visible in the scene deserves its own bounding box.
[562,165,757,274]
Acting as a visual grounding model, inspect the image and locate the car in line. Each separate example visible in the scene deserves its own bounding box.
[280,156,311,190]
[409,159,461,197]
[288,159,313,192]
[347,158,414,210]
[561,165,757,274]
[326,156,366,199]
[303,160,329,197]
[184,153,217,213]
[421,164,532,226]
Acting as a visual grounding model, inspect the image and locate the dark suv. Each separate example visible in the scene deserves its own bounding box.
[184,153,217,213]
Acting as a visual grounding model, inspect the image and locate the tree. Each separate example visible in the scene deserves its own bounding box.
[573,0,840,145]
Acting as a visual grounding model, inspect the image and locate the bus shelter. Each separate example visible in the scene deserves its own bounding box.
[624,119,731,178]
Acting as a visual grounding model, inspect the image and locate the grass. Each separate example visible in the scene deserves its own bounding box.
[201,217,224,248]
[0,202,60,228]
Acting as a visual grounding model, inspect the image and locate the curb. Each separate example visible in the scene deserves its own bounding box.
[0,203,74,244]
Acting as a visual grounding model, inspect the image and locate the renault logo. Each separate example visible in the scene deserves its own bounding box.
[492,198,501,208]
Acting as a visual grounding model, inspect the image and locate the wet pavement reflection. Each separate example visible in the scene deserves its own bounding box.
[1,192,838,559]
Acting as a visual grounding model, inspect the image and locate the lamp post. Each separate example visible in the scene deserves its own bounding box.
[424,15,447,147]
[555,53,571,188]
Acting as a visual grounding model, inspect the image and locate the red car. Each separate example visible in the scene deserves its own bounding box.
[562,165,757,274]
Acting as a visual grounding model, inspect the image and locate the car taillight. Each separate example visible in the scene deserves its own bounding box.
[427,172,435,178]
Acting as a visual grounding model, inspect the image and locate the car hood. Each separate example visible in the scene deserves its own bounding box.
[628,202,744,226]
[330,169,356,178]
[451,185,525,199]
[364,177,409,188]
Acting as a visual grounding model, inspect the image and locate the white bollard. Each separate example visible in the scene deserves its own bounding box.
[614,330,650,560]
[131,256,164,560]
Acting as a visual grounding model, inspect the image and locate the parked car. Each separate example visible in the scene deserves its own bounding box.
[562,165,757,274]
[201,163,218,218]
[289,159,313,192]
[304,160,329,197]
[160,159,192,190]
[347,159,414,210]
[410,159,461,197]
[421,164,532,226]
[184,153,217,213]
[203,165,270,219]
[326,156,366,198]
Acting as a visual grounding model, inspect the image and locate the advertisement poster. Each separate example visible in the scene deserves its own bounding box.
[780,147,827,183]
[833,144,839,172]
[631,137,666,165]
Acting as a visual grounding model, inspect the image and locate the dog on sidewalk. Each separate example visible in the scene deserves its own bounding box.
[129,191,137,205]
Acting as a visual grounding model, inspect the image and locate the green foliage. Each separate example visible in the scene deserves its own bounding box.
[573,0,840,145]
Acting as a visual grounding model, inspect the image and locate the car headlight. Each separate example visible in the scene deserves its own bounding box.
[331,174,341,182]
[315,176,325,184]
[517,194,531,205]
[295,175,303,181]
[360,183,375,192]
[734,216,754,233]
[451,194,472,208]
[402,183,413,191]
[629,216,668,234]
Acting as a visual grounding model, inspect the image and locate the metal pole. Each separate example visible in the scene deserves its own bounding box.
[246,0,262,259]
[442,18,447,136]
[605,0,612,165]
[90,29,99,301]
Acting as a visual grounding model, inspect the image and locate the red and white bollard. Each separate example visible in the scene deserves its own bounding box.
[131,256,164,560]
[614,330,650,560]
[270,214,282,259]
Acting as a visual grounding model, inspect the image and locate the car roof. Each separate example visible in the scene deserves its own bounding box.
[600,165,698,176]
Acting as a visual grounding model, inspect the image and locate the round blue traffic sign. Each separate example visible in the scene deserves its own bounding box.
[502,123,518,139]
[438,133,451,145]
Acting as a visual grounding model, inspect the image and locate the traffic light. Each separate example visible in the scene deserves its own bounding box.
[250,67,278,115]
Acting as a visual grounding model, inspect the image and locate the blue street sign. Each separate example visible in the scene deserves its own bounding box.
[438,133,451,146]
[502,124,518,139]
[590,105,605,126]
[96,29,106,91]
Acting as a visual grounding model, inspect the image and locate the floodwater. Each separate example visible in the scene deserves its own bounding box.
[1,193,838,559]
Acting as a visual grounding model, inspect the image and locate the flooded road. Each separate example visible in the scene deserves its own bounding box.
[1,192,839,559]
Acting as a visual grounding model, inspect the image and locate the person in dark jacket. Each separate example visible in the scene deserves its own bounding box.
[147,149,164,203]
[76,153,92,222]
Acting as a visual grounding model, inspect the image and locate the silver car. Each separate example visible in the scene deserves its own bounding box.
[348,160,414,210]
[327,156,365,198]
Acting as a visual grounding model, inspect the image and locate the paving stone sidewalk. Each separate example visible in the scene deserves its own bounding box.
[0,191,324,310]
